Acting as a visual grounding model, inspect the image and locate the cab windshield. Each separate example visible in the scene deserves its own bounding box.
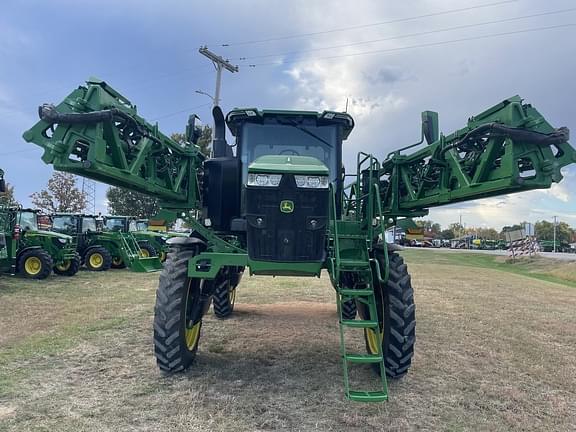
[19,211,38,231]
[105,218,126,232]
[129,220,138,232]
[240,122,338,184]
[52,216,76,234]
[82,217,97,232]
[136,221,148,231]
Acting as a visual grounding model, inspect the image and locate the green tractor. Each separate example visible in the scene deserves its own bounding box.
[102,215,189,262]
[103,215,239,316]
[23,78,576,401]
[102,215,160,258]
[133,218,189,262]
[51,213,162,272]
[0,207,80,279]
[539,239,571,253]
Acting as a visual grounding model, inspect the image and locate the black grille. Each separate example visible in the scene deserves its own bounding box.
[245,175,328,262]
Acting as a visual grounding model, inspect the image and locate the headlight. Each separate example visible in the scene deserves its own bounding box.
[247,173,282,187]
[294,175,329,189]
[57,238,68,244]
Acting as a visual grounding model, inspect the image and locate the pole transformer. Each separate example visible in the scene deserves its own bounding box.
[198,46,238,108]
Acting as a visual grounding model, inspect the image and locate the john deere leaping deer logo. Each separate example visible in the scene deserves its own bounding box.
[280,200,294,213]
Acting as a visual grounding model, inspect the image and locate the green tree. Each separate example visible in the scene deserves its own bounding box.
[106,187,159,219]
[415,220,440,233]
[0,182,20,207]
[171,125,212,156]
[535,220,574,244]
[449,222,464,238]
[439,229,454,239]
[477,227,499,240]
[30,172,86,213]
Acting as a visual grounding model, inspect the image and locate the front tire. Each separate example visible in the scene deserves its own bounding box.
[153,245,212,373]
[85,247,112,271]
[18,249,53,279]
[139,242,157,258]
[360,249,416,378]
[54,253,81,276]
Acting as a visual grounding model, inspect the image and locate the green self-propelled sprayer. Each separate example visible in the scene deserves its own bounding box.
[23,78,575,402]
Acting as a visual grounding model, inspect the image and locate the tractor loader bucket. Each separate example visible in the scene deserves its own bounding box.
[129,255,163,272]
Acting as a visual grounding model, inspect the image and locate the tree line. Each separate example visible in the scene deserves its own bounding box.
[415,219,575,244]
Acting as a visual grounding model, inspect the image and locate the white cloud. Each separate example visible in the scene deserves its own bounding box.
[270,0,576,229]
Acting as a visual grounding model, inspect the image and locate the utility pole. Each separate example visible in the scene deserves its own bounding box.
[198,46,238,108]
[553,215,558,253]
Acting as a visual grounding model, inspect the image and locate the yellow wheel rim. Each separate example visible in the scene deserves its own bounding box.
[159,251,167,262]
[89,253,103,268]
[365,328,381,354]
[185,321,201,349]
[140,249,150,258]
[112,257,123,266]
[229,287,236,305]
[56,260,71,271]
[25,257,42,275]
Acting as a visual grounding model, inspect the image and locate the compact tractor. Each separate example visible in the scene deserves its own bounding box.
[23,78,575,401]
[103,215,160,258]
[51,213,162,272]
[133,218,189,262]
[102,215,188,262]
[0,207,80,279]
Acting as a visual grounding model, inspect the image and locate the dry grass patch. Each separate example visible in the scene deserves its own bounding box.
[1,253,575,431]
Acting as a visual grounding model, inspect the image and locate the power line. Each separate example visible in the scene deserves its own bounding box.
[2,68,215,120]
[150,102,212,121]
[233,8,576,62]
[247,23,575,67]
[220,0,519,46]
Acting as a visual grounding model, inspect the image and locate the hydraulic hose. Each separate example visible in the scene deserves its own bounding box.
[38,104,165,147]
[440,123,569,155]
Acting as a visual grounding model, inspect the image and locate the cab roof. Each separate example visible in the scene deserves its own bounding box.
[53,213,99,218]
[226,108,355,140]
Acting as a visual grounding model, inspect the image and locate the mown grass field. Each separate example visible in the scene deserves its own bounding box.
[0,250,575,431]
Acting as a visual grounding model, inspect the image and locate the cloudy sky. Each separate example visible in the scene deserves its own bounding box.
[1,0,574,230]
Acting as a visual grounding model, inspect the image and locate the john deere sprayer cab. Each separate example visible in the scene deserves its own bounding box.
[0,208,80,278]
[52,213,162,272]
[23,78,575,401]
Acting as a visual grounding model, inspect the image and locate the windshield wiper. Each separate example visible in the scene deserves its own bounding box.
[280,119,333,148]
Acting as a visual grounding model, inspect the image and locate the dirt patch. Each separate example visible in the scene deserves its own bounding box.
[0,405,16,420]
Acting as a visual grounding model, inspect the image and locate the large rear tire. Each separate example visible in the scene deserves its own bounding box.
[213,277,235,318]
[153,245,212,373]
[341,299,357,320]
[360,249,416,378]
[54,252,81,276]
[18,249,53,279]
[212,267,244,318]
